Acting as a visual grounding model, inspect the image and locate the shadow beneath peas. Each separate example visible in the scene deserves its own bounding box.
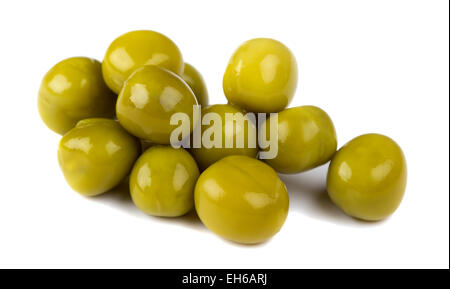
[156,209,208,231]
[91,179,141,216]
[278,164,384,227]
[90,178,207,231]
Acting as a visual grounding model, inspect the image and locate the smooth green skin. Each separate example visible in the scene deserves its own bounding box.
[130,146,200,217]
[195,155,289,244]
[190,104,258,171]
[261,106,337,174]
[327,133,407,221]
[58,118,140,196]
[116,65,198,144]
[223,38,298,113]
[181,63,209,107]
[38,57,116,135]
[102,30,184,94]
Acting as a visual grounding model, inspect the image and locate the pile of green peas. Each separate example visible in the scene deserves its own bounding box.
[38,30,407,244]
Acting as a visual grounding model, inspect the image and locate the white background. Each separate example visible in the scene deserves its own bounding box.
[0,0,448,269]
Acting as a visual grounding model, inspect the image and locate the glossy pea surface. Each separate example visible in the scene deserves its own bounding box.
[327,133,407,221]
[195,155,289,244]
[102,30,184,94]
[223,38,298,113]
[261,106,337,174]
[182,63,209,107]
[189,104,258,170]
[38,57,116,135]
[58,118,140,196]
[116,65,198,144]
[130,146,199,217]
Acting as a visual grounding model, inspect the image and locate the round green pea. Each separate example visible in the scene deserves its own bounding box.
[129,146,200,217]
[327,133,407,221]
[102,30,184,94]
[189,104,258,170]
[116,65,198,144]
[58,118,140,196]
[195,155,289,244]
[38,57,116,135]
[223,38,298,113]
[261,105,337,174]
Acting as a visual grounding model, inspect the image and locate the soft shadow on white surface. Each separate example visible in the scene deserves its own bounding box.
[279,164,386,227]
[90,181,142,216]
[90,180,207,232]
[155,209,207,231]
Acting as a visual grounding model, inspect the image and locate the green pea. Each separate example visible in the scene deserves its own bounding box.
[189,104,258,170]
[102,30,183,94]
[129,146,200,217]
[327,133,407,221]
[38,57,115,135]
[116,65,198,144]
[261,105,337,174]
[195,155,289,244]
[223,38,298,113]
[58,118,140,196]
